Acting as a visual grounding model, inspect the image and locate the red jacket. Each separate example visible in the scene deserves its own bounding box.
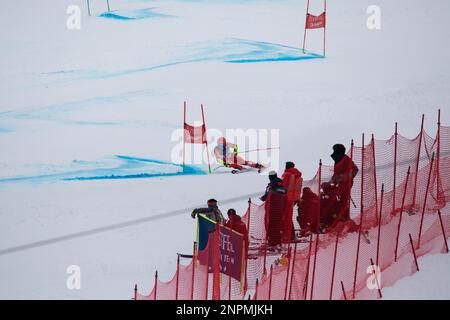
[282,167,303,202]
[297,188,320,232]
[225,215,248,238]
[331,155,358,195]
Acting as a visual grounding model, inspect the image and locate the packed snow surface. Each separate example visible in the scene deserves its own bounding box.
[0,0,449,299]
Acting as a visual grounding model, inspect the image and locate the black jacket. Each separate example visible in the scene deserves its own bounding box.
[192,205,224,222]
[260,177,287,202]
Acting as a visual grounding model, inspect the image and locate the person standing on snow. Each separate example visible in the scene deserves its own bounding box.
[297,187,320,236]
[260,171,286,202]
[213,137,264,172]
[282,161,303,204]
[260,171,288,247]
[282,161,303,240]
[329,144,359,226]
[225,208,248,238]
[191,198,224,223]
[225,208,249,260]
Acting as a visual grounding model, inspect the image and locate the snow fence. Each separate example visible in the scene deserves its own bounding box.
[136,112,450,300]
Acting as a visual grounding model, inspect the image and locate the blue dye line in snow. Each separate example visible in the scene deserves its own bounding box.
[227,54,323,63]
[0,156,207,184]
[65,166,205,181]
[39,38,323,84]
[98,8,173,20]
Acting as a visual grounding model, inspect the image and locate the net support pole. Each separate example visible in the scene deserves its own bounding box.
[268,265,273,300]
[262,196,269,276]
[191,241,197,300]
[154,271,158,300]
[262,235,268,275]
[412,115,425,209]
[317,160,322,231]
[417,153,435,249]
[212,223,221,300]
[437,210,449,253]
[348,139,354,214]
[183,102,186,170]
[288,242,298,300]
[323,0,327,56]
[87,0,91,16]
[244,198,251,291]
[201,104,212,174]
[352,133,365,299]
[340,281,347,300]
[370,258,382,299]
[283,246,292,300]
[371,135,379,220]
[309,233,320,300]
[205,242,210,300]
[302,0,310,52]
[376,184,385,267]
[392,123,398,215]
[106,0,111,12]
[228,236,233,301]
[437,109,441,202]
[134,284,137,301]
[254,279,259,300]
[303,233,313,300]
[394,166,411,262]
[228,272,232,300]
[175,254,180,300]
[329,228,340,300]
[409,234,420,271]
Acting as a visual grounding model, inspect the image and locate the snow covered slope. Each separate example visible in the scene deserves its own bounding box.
[382,250,450,300]
[0,0,449,299]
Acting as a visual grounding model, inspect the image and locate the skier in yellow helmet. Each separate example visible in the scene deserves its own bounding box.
[213,137,265,173]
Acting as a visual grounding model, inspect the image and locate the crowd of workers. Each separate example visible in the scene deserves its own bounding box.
[191,140,360,250]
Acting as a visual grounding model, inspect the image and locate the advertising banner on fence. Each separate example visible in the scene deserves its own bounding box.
[197,214,244,281]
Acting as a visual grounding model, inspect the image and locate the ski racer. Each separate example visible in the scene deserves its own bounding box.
[213,137,264,172]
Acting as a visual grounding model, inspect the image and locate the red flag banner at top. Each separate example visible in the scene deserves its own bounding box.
[184,123,207,144]
[305,12,326,29]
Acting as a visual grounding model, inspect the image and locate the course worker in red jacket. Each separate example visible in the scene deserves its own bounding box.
[225,208,248,259]
[297,187,320,235]
[282,161,303,204]
[329,144,359,222]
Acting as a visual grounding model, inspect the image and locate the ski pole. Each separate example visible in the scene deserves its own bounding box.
[237,147,280,154]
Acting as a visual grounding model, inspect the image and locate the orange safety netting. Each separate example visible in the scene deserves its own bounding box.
[137,114,450,300]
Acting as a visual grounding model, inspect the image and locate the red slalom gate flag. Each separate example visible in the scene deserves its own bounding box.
[306,12,326,29]
[184,123,207,144]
